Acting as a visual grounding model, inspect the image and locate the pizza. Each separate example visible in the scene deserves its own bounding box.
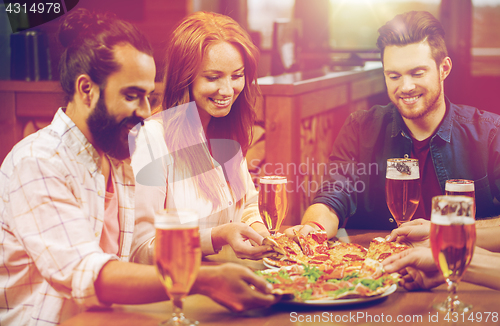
[262,232,310,266]
[262,232,409,279]
[366,237,409,262]
[256,258,400,302]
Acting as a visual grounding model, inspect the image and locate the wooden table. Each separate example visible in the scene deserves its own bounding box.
[60,229,500,326]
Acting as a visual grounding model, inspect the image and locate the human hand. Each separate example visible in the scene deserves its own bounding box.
[193,263,280,312]
[283,224,316,239]
[212,223,273,259]
[385,218,431,248]
[250,222,271,238]
[382,247,444,290]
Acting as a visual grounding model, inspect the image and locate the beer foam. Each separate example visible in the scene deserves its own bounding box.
[386,165,420,180]
[154,209,199,228]
[260,176,287,184]
[445,181,474,192]
[431,214,475,225]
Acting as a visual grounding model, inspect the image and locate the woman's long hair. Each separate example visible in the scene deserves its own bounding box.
[158,11,260,211]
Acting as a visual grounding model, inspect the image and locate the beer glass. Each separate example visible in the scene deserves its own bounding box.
[445,179,475,216]
[154,209,201,325]
[385,158,421,226]
[430,195,476,312]
[259,176,288,235]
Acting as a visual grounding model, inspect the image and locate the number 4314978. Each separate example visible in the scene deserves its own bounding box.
[6,2,61,14]
[444,312,498,323]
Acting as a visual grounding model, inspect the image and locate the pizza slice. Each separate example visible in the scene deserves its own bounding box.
[366,237,410,262]
[294,230,328,254]
[328,241,367,270]
[262,232,309,265]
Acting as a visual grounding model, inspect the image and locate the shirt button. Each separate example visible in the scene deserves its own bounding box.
[389,218,394,223]
[98,190,103,196]
[229,201,233,206]
[95,232,100,237]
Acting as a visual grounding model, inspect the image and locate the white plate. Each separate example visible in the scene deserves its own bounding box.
[262,259,280,269]
[281,284,397,306]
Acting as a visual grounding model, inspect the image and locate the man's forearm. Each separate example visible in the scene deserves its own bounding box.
[463,251,500,290]
[95,260,169,304]
[301,203,340,238]
[475,226,500,252]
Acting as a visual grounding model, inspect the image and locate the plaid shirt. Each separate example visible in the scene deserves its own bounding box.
[0,109,137,326]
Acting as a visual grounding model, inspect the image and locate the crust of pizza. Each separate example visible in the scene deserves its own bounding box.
[263,256,295,268]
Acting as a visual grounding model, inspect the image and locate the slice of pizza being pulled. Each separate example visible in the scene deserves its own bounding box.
[262,232,310,266]
[366,237,410,262]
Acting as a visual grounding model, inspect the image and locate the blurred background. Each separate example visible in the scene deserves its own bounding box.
[1,0,499,222]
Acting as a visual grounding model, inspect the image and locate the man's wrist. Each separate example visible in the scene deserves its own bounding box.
[305,221,325,231]
[191,266,211,295]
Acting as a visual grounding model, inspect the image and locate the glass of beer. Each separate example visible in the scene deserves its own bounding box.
[385,158,421,226]
[430,195,476,312]
[445,179,475,216]
[154,209,201,325]
[259,176,288,235]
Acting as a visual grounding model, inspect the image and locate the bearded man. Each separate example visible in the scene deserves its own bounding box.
[286,11,500,238]
[0,9,276,326]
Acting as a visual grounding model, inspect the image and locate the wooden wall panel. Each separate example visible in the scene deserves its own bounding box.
[16,93,62,117]
[0,92,17,162]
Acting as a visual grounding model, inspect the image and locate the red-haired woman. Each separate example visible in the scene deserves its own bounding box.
[132,12,271,261]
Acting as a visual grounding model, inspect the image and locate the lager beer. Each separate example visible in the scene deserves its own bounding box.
[430,218,476,282]
[385,158,420,226]
[445,179,475,216]
[154,209,201,325]
[259,176,288,235]
[155,227,201,296]
[430,195,475,312]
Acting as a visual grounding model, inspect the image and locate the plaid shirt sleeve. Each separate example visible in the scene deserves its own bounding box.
[6,154,115,309]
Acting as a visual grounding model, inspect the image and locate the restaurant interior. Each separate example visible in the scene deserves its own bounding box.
[1,0,500,223]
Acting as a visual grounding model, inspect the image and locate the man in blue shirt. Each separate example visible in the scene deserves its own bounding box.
[287,11,500,238]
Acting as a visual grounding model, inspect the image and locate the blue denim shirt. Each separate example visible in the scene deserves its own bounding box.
[313,99,500,230]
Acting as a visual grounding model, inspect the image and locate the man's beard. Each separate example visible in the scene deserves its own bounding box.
[394,81,442,121]
[87,94,144,160]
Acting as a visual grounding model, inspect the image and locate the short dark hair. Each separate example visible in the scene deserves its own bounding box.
[376,11,448,66]
[58,8,153,103]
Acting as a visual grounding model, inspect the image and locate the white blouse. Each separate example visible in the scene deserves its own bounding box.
[131,118,262,261]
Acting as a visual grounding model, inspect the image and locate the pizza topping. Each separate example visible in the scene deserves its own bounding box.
[284,246,298,256]
[257,258,400,302]
[343,254,365,261]
[258,233,407,302]
[314,246,329,255]
[302,265,323,283]
[311,232,328,244]
[262,233,408,281]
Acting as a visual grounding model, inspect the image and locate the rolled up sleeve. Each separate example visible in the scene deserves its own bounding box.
[8,157,115,308]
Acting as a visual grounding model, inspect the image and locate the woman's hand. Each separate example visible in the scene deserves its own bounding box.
[211,223,273,259]
[250,222,271,238]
